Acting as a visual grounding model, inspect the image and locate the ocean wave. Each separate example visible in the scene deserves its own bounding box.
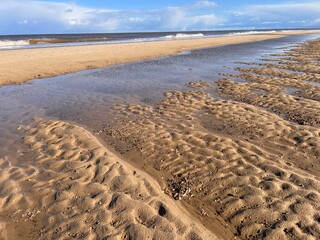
[0,37,116,50]
[28,37,114,44]
[229,30,277,36]
[163,33,205,39]
[0,40,29,49]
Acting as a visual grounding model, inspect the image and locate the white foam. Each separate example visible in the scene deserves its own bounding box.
[0,40,29,49]
[163,33,205,39]
[229,30,277,36]
[0,33,208,50]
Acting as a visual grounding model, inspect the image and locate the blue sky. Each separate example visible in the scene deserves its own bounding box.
[0,0,319,34]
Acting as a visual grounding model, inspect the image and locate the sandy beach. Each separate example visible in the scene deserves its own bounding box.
[0,30,319,87]
[0,32,320,240]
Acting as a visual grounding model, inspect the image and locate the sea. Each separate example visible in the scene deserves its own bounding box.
[0,29,300,50]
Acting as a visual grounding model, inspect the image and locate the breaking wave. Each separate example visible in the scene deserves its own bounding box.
[163,33,205,39]
[229,30,277,36]
[0,40,29,49]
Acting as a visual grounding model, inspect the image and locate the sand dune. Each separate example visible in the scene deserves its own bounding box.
[0,119,215,239]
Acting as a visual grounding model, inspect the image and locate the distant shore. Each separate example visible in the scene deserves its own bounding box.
[0,30,319,87]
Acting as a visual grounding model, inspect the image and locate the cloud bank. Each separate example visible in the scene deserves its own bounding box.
[0,0,319,34]
[228,2,320,28]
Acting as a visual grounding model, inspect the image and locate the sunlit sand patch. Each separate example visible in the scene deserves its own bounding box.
[186,81,210,89]
[217,79,320,126]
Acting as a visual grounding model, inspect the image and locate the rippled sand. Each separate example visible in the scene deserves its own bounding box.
[0,119,215,239]
[99,39,320,239]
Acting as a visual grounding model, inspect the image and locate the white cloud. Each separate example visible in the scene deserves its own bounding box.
[0,0,319,34]
[17,19,29,25]
[0,0,129,33]
[0,0,223,33]
[189,1,217,9]
[262,21,281,25]
[288,20,307,24]
[128,17,144,23]
[160,4,223,31]
[313,19,320,24]
[244,2,320,17]
[158,1,224,30]
[237,2,320,27]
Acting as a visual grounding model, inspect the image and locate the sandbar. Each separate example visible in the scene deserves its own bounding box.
[0,30,319,87]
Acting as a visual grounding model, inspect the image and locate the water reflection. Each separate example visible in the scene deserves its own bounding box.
[0,34,318,159]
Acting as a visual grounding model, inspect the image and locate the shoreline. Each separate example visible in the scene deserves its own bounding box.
[0,30,319,87]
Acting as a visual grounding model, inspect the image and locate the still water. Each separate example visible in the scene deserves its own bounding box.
[0,34,318,160]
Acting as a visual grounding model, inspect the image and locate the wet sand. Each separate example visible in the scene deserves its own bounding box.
[0,30,319,87]
[0,34,320,239]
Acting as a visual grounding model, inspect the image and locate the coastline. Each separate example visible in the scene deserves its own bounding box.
[0,30,318,87]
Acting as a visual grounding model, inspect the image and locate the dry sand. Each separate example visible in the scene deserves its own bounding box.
[0,30,319,87]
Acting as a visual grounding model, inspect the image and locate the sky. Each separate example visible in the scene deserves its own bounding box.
[0,0,320,34]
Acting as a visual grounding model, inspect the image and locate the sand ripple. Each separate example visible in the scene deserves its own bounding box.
[103,39,320,239]
[0,119,214,239]
[105,88,320,239]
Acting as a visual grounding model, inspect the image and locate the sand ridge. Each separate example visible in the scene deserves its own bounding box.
[0,119,216,239]
[218,38,320,127]
[217,79,320,126]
